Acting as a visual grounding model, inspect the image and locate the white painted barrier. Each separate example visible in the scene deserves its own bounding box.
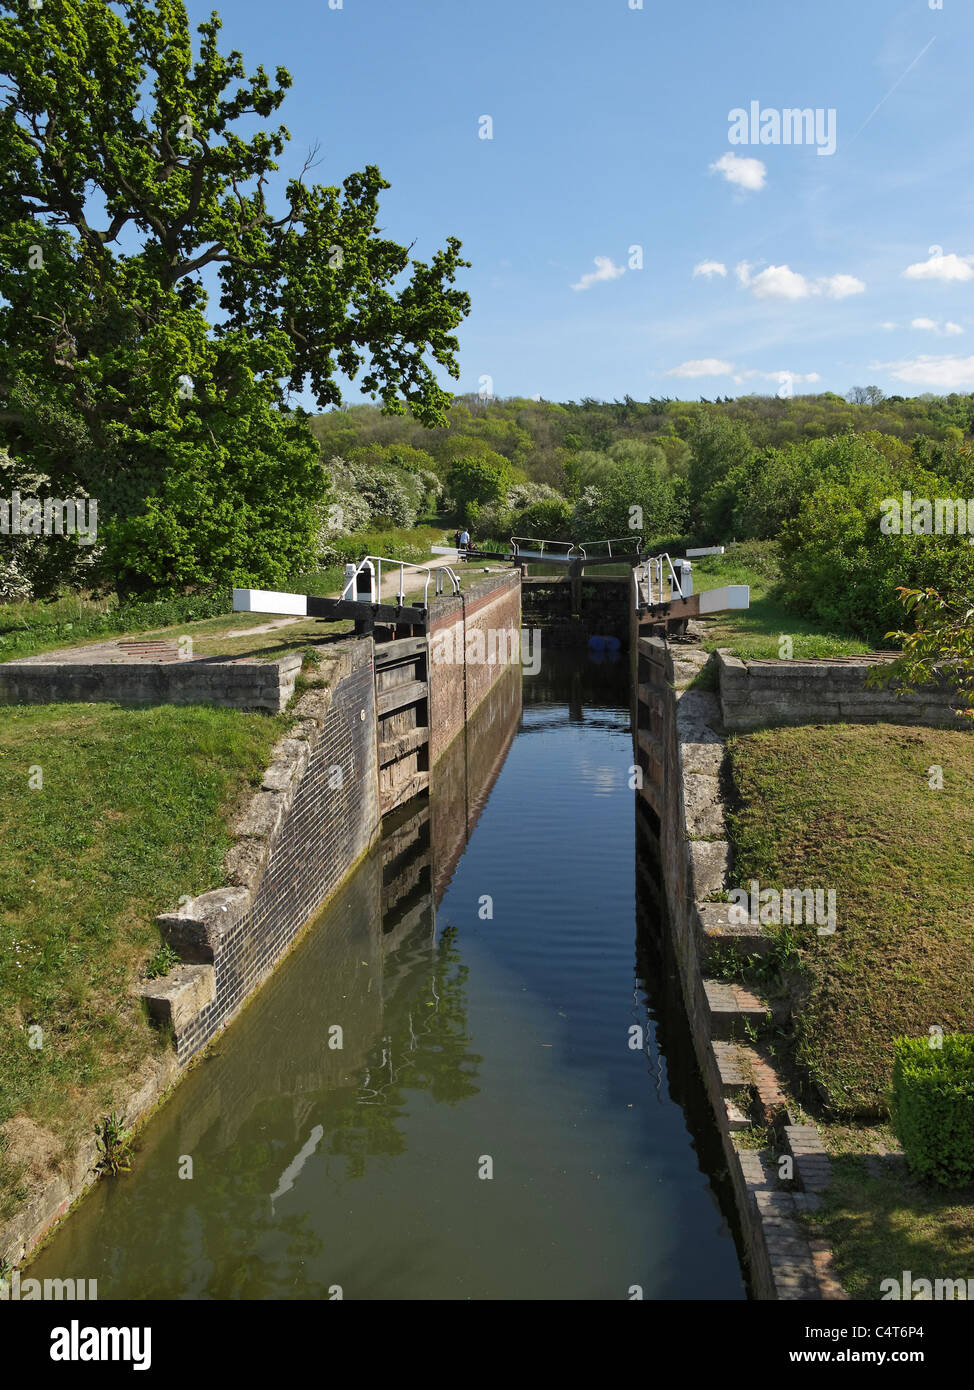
[698,584,749,614]
[233,588,308,617]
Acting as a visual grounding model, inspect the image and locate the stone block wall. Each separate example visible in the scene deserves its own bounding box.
[633,619,841,1300]
[0,653,302,713]
[718,651,969,732]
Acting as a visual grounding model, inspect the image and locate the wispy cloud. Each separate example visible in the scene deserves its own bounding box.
[692,260,727,278]
[910,317,963,336]
[665,359,820,387]
[883,355,974,388]
[709,152,766,192]
[666,358,735,378]
[570,256,625,291]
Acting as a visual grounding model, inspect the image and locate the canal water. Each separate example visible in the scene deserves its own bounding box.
[30,649,745,1300]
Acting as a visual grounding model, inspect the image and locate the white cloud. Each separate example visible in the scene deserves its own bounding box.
[693,260,727,279]
[911,317,964,337]
[903,252,974,282]
[570,256,625,292]
[738,263,811,299]
[880,321,898,331]
[735,261,865,301]
[887,355,974,388]
[820,273,866,299]
[665,358,735,378]
[709,152,767,191]
[735,368,822,386]
[665,361,821,388]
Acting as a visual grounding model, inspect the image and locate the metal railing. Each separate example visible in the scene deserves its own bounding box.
[342,555,460,608]
[434,566,461,596]
[569,536,643,559]
[641,552,688,605]
[510,536,575,561]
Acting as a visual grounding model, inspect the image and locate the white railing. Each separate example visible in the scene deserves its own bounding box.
[342,554,459,608]
[569,536,643,559]
[510,536,575,561]
[434,566,462,596]
[641,553,690,605]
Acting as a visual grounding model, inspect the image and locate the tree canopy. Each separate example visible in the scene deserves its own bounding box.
[0,0,469,594]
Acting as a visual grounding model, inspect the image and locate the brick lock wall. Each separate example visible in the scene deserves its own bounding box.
[167,853,384,1158]
[177,643,380,1063]
[427,571,521,765]
[430,662,522,903]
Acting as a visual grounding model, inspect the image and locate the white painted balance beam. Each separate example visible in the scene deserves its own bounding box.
[233,588,308,617]
[698,584,749,614]
[686,546,726,558]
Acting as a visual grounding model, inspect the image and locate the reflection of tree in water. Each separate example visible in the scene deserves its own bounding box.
[326,927,482,1178]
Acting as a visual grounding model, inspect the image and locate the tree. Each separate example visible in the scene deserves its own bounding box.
[446,452,513,522]
[869,588,974,717]
[0,0,469,595]
[685,413,753,534]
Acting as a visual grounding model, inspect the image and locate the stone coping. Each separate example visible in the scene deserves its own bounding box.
[716,648,969,732]
[662,638,846,1300]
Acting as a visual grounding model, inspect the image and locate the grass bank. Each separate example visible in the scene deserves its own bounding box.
[803,1136,974,1298]
[691,541,872,660]
[0,701,285,1222]
[0,524,450,664]
[725,722,974,1116]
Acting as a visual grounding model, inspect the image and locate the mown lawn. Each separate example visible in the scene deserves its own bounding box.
[0,701,284,1220]
[725,723,974,1116]
[804,1150,974,1297]
[691,542,871,660]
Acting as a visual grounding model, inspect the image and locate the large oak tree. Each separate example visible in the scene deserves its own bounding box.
[0,0,469,594]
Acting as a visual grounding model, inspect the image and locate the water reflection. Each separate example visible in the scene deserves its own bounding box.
[29,650,743,1300]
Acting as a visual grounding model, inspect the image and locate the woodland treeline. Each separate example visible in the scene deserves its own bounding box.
[313,390,974,643]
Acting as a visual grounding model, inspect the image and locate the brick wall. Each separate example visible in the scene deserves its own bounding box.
[427,570,521,764]
[173,639,381,1063]
[430,662,522,903]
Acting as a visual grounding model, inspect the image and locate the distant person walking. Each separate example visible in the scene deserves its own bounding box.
[458,527,470,560]
[454,528,462,550]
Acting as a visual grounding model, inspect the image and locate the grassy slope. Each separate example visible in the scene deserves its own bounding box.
[0,524,450,664]
[0,701,284,1219]
[726,723,974,1116]
[690,542,871,660]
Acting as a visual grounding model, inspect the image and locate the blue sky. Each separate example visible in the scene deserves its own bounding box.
[187,0,974,404]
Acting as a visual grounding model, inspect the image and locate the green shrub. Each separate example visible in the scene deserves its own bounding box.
[890,1034,974,1186]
